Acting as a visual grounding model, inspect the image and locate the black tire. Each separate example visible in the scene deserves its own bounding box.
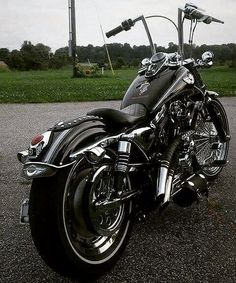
[29,160,133,280]
[194,98,230,179]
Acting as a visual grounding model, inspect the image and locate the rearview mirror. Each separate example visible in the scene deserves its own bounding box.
[202,51,214,63]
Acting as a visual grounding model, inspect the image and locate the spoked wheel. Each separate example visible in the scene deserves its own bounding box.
[194,98,229,178]
[61,160,133,273]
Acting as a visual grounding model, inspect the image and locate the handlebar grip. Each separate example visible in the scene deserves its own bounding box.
[211,16,224,24]
[187,8,205,20]
[185,7,224,24]
[106,19,134,38]
[106,25,124,38]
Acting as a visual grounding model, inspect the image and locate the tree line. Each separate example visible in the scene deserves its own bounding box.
[0,41,236,71]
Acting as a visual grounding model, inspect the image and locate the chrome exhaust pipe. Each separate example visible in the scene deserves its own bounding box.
[156,136,182,203]
[156,161,169,202]
[163,169,174,204]
[159,169,174,212]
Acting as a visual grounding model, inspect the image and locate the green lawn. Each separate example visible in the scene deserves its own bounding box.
[0,67,235,103]
[200,66,236,96]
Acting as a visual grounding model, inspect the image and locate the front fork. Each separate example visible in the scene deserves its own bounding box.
[206,98,230,143]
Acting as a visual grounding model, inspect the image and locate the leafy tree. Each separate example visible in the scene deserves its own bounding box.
[2,41,236,71]
[8,50,25,70]
[0,48,10,64]
[20,41,51,70]
[20,41,38,70]
[35,43,51,69]
[50,47,70,69]
[167,42,178,53]
[115,57,125,69]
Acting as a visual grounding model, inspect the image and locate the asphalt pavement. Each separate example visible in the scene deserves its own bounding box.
[0,98,236,283]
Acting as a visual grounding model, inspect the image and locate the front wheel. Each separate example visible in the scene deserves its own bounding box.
[194,98,230,178]
[29,159,133,279]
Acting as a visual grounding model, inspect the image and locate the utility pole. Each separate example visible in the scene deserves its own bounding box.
[68,0,77,77]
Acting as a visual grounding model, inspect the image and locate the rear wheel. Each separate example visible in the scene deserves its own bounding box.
[194,98,229,178]
[29,158,133,279]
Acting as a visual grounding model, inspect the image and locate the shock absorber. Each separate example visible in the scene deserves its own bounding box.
[113,141,132,195]
[115,141,131,173]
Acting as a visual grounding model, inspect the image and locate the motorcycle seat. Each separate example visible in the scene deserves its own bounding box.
[87,108,146,131]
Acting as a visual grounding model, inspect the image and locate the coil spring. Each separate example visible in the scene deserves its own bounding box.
[115,141,131,173]
[115,153,130,173]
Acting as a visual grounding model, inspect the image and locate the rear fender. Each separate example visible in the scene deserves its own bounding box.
[45,116,107,165]
[20,116,108,179]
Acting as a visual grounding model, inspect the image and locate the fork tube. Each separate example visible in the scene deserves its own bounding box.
[140,16,156,55]
[178,8,184,63]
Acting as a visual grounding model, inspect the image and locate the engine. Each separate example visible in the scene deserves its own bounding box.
[163,100,208,207]
[169,100,192,130]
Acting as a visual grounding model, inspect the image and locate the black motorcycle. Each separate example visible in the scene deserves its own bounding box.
[18,3,230,279]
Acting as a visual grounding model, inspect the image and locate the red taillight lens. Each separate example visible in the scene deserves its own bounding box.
[31,134,44,145]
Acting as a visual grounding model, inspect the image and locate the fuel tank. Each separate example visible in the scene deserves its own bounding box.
[121,66,189,114]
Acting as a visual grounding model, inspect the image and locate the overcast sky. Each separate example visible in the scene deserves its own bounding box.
[1,0,236,52]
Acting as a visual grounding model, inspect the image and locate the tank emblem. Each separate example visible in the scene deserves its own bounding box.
[139,82,150,95]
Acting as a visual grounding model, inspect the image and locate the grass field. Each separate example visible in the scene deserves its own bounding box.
[0,66,235,103]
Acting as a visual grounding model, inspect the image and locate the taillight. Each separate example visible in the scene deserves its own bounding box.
[31,134,44,146]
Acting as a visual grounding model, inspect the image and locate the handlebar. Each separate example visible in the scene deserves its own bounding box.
[184,5,224,24]
[106,15,156,55]
[106,19,134,38]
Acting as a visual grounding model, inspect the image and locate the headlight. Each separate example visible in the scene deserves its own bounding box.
[183,72,194,84]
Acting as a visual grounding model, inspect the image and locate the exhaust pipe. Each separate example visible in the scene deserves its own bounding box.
[159,169,174,213]
[156,137,181,203]
[156,161,169,202]
[172,173,208,207]
[163,169,174,204]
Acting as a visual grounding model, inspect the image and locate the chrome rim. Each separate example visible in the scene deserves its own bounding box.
[194,114,227,176]
[88,171,126,236]
[62,161,132,264]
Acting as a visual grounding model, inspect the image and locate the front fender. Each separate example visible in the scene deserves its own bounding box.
[206,97,230,143]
